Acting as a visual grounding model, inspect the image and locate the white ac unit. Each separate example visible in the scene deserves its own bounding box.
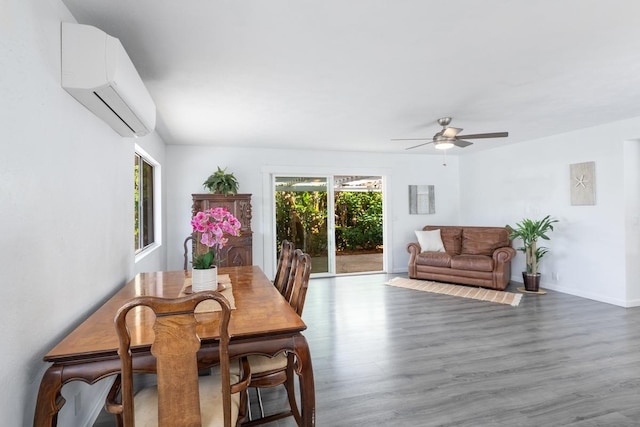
[61,22,156,137]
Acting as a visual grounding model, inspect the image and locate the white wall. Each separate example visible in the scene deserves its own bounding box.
[0,1,166,425]
[623,139,640,304]
[459,117,640,306]
[165,145,461,276]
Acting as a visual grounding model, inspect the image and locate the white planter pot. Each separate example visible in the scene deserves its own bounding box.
[192,266,218,292]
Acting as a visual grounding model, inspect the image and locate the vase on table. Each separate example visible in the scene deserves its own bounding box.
[192,266,218,292]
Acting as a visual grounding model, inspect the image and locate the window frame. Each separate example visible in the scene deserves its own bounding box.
[134,144,161,261]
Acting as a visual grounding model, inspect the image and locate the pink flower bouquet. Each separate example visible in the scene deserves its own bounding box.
[191,207,241,269]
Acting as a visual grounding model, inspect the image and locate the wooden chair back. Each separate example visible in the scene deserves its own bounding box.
[183,234,194,270]
[287,249,312,316]
[245,250,312,425]
[273,240,294,297]
[114,292,234,427]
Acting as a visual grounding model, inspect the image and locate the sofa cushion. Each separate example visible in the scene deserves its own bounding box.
[461,228,510,256]
[450,254,494,272]
[415,229,445,252]
[425,226,462,254]
[415,251,452,268]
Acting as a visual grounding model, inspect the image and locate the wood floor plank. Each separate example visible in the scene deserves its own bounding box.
[95,274,640,426]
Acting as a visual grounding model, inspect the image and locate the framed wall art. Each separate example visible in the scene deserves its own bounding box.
[409,185,435,214]
[570,161,596,205]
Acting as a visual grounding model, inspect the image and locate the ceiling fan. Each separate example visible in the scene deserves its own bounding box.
[392,117,509,150]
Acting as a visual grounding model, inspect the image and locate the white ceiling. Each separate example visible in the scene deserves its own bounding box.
[61,0,640,154]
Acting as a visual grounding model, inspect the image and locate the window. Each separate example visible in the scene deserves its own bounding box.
[134,151,155,252]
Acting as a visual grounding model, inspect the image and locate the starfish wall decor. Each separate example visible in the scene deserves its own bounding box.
[570,162,596,205]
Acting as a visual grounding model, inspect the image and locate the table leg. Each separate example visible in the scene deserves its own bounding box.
[33,357,149,427]
[227,334,316,426]
[292,334,315,427]
[34,365,64,427]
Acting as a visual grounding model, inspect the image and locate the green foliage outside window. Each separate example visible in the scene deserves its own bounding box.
[134,153,155,252]
[134,161,140,250]
[335,191,382,251]
[275,190,382,255]
[276,190,328,256]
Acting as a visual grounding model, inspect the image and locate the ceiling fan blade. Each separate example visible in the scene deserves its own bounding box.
[442,127,462,138]
[391,138,431,141]
[455,132,509,139]
[405,141,434,150]
[453,139,473,148]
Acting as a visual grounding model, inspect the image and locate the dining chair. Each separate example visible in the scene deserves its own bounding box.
[183,234,194,270]
[245,249,312,426]
[273,240,294,297]
[105,291,251,427]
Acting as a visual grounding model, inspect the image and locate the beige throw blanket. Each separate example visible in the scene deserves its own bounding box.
[180,274,236,312]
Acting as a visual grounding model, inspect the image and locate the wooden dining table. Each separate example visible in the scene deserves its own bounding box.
[34,266,315,426]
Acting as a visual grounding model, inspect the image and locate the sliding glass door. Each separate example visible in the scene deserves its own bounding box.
[275,176,331,273]
[274,175,383,276]
[333,176,383,274]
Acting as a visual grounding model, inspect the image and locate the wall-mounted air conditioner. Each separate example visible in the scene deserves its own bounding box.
[61,22,156,137]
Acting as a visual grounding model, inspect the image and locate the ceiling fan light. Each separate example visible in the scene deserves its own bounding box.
[435,141,454,150]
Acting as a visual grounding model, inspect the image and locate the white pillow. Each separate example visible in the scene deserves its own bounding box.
[415,229,445,253]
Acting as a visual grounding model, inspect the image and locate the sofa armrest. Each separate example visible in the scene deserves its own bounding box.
[493,246,516,263]
[491,246,517,290]
[407,242,421,259]
[407,242,420,277]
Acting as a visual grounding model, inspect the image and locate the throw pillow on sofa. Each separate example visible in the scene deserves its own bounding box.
[425,226,462,254]
[415,229,445,252]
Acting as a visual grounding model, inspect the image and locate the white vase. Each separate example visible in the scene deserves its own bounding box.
[192,266,218,292]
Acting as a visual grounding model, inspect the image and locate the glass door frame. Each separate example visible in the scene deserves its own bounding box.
[273,174,336,277]
[261,166,391,280]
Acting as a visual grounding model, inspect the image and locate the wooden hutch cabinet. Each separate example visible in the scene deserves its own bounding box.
[191,193,252,267]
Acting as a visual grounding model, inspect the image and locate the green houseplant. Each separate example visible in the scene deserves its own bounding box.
[203,166,239,195]
[506,215,558,292]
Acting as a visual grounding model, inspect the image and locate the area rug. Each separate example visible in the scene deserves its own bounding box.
[386,277,522,307]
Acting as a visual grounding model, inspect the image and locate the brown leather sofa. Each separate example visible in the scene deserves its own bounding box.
[407,225,516,290]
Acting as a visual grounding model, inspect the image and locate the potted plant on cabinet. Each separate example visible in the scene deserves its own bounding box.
[203,166,239,195]
[506,215,558,293]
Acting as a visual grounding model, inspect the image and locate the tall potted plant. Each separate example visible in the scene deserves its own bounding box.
[506,215,558,292]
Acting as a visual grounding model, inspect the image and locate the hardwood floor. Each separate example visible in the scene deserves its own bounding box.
[95,274,640,426]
